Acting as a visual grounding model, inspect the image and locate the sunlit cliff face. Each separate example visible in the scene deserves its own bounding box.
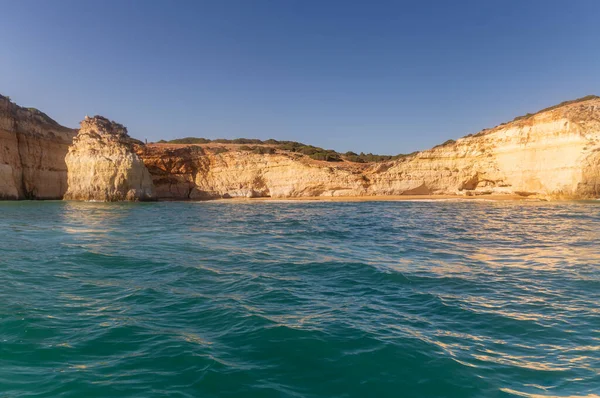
[1,95,600,201]
[63,116,154,202]
[135,98,600,201]
[367,98,600,199]
[0,95,75,199]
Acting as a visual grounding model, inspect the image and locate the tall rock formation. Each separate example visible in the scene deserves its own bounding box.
[0,95,76,199]
[64,116,154,201]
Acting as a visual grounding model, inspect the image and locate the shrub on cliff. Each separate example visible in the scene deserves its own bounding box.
[433,139,456,149]
[513,113,534,122]
[309,152,342,162]
[212,147,229,154]
[252,146,276,155]
[169,137,212,144]
[512,95,600,122]
[238,145,276,154]
[343,151,407,163]
[345,155,366,163]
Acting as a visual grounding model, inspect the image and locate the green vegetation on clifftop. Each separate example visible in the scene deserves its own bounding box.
[158,137,413,163]
[512,95,599,122]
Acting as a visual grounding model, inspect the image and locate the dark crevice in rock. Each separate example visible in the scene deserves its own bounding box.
[12,117,30,199]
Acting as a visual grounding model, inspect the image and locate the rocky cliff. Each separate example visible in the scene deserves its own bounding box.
[136,96,600,200]
[0,95,76,199]
[1,94,599,201]
[368,96,600,199]
[137,145,369,199]
[63,116,155,201]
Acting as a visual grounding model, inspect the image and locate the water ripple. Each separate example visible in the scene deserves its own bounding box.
[0,200,599,397]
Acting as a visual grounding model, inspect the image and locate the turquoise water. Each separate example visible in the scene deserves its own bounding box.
[1,201,599,398]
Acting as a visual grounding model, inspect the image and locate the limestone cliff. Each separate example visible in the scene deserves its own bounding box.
[137,96,600,200]
[0,95,76,199]
[64,116,154,201]
[1,94,599,201]
[368,96,600,199]
[137,145,369,199]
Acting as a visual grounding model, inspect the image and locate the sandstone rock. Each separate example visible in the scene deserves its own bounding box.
[2,94,600,201]
[368,97,600,199]
[138,96,600,200]
[64,116,154,201]
[135,145,206,199]
[0,95,76,199]
[137,146,369,199]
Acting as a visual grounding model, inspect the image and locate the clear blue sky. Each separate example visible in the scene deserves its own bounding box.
[1,0,599,154]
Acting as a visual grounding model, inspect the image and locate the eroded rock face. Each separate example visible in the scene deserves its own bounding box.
[2,94,599,201]
[368,98,600,199]
[137,97,600,200]
[137,146,369,199]
[0,95,76,199]
[136,145,207,199]
[64,116,154,201]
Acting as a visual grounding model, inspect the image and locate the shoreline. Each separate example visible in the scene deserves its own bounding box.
[209,194,532,203]
[4,194,600,203]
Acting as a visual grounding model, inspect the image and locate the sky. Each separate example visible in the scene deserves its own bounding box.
[1,0,599,154]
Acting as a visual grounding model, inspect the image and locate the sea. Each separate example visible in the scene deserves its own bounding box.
[1,200,599,398]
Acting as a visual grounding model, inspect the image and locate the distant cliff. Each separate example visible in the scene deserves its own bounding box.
[0,94,599,201]
[0,95,76,199]
[137,144,368,199]
[368,96,600,199]
[137,96,600,200]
